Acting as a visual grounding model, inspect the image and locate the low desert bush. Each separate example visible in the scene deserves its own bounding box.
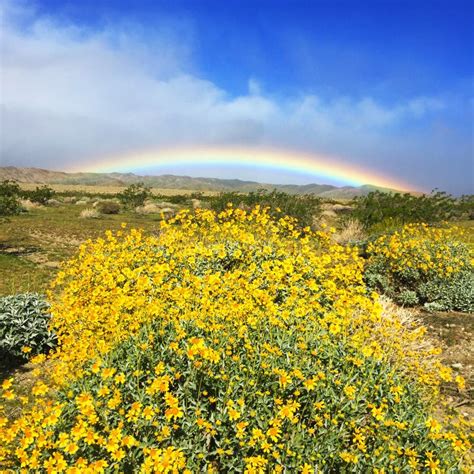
[135,202,163,214]
[332,219,365,245]
[80,208,100,219]
[457,195,474,220]
[0,180,22,216]
[96,200,120,215]
[0,209,470,471]
[19,199,43,211]
[418,272,474,313]
[46,198,61,206]
[365,223,473,311]
[0,293,56,365]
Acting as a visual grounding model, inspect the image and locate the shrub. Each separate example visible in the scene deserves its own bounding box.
[365,223,473,312]
[96,200,120,214]
[155,194,189,205]
[332,219,365,245]
[0,209,470,471]
[352,191,457,229]
[418,272,474,313]
[118,182,152,208]
[19,199,43,211]
[208,189,321,228]
[80,208,100,219]
[457,194,474,220]
[0,180,22,216]
[27,185,56,205]
[0,293,56,365]
[46,198,61,206]
[396,289,419,306]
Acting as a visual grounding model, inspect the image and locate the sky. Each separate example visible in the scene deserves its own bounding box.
[0,0,473,193]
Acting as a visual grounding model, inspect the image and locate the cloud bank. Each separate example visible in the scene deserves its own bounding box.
[1,1,472,193]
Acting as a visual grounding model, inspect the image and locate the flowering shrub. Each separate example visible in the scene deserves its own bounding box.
[0,293,56,365]
[365,223,474,312]
[0,209,471,471]
[208,190,321,228]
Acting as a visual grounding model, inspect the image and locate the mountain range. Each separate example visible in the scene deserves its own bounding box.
[0,166,398,198]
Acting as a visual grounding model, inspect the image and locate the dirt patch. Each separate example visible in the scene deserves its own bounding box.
[24,253,61,268]
[417,309,474,419]
[29,230,84,247]
[0,243,40,256]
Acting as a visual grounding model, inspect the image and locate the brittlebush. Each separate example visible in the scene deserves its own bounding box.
[365,223,474,311]
[0,208,472,472]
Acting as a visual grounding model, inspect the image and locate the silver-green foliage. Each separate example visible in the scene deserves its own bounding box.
[0,293,56,360]
[418,272,474,313]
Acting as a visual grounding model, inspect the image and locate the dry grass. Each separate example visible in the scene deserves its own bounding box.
[332,218,365,244]
[79,208,100,219]
[19,199,44,211]
[377,297,473,419]
[419,308,474,419]
[135,202,164,214]
[135,204,176,217]
[18,183,217,196]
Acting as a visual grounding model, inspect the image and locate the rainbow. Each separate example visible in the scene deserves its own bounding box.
[71,146,416,191]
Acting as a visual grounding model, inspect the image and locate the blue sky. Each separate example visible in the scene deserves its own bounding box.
[1,0,473,193]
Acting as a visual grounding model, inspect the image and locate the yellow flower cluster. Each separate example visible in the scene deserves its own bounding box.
[367,223,471,277]
[0,208,471,472]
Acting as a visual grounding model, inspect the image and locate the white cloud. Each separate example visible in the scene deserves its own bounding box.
[1,0,470,194]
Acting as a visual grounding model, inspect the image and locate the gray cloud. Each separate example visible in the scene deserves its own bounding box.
[1,0,472,194]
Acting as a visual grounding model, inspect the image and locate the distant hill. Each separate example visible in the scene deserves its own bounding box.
[0,166,399,198]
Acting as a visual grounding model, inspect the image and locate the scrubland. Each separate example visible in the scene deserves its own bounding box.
[0,184,473,472]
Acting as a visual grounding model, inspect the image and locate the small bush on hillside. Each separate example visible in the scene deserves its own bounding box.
[80,208,100,219]
[75,199,89,205]
[397,289,419,306]
[352,191,457,229]
[209,189,321,228]
[27,185,56,205]
[0,180,22,216]
[332,219,365,245]
[19,199,43,211]
[418,272,474,313]
[457,194,474,220]
[118,182,152,208]
[0,293,56,365]
[96,200,120,214]
[365,223,473,312]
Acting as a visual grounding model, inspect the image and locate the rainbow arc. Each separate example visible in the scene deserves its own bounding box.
[71,146,416,192]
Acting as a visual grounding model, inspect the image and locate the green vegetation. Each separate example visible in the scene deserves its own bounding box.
[0,293,56,368]
[26,185,56,205]
[364,224,473,312]
[1,209,471,471]
[352,191,460,230]
[0,203,169,296]
[458,195,474,220]
[0,180,22,216]
[117,182,152,208]
[208,189,321,228]
[0,186,472,470]
[96,200,121,214]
